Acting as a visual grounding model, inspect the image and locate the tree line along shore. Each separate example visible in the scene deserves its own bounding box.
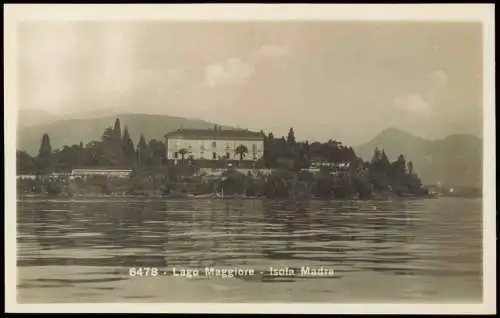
[17,118,431,199]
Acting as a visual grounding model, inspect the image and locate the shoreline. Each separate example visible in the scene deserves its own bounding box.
[15,193,447,201]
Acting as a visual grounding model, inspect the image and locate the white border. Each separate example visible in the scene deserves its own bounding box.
[4,4,496,314]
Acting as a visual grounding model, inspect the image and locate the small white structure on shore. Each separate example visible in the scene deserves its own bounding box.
[16,174,37,180]
[71,169,132,178]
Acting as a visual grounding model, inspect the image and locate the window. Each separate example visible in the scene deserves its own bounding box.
[226,152,230,159]
[212,152,217,160]
[201,145,205,151]
[212,141,217,148]
[252,144,257,153]
[174,152,179,159]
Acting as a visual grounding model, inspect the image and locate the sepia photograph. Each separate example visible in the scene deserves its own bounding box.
[4,4,495,314]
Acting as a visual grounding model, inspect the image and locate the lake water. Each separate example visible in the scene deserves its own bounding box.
[16,197,482,303]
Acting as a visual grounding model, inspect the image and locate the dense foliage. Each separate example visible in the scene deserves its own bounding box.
[16,119,426,197]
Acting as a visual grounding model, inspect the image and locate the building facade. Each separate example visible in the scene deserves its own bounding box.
[71,169,132,178]
[165,127,265,161]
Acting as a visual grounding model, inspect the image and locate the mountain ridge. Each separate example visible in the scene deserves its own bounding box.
[17,113,235,156]
[18,109,60,128]
[355,127,482,187]
[17,112,483,188]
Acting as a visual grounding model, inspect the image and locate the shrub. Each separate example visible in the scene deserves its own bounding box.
[221,169,251,195]
[46,181,63,195]
[101,181,113,195]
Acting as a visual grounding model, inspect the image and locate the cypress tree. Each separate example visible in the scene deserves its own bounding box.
[122,126,135,167]
[287,127,296,144]
[112,118,123,163]
[137,134,151,168]
[36,133,54,174]
[113,118,122,141]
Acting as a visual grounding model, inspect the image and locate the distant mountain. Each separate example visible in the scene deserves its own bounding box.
[17,113,234,156]
[58,107,132,120]
[18,109,59,128]
[355,128,482,188]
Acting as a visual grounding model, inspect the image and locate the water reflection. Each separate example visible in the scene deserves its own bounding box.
[17,197,482,302]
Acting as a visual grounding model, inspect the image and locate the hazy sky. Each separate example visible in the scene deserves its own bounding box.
[18,21,483,145]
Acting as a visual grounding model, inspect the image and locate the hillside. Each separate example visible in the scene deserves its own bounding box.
[18,109,59,128]
[355,128,482,188]
[17,113,233,156]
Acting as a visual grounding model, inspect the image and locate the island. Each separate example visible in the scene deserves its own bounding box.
[17,118,444,200]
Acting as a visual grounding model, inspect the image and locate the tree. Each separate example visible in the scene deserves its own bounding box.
[407,161,414,175]
[113,118,122,142]
[406,172,423,194]
[138,134,147,149]
[220,169,251,195]
[97,126,115,165]
[325,139,342,163]
[17,150,36,174]
[53,144,83,171]
[112,118,123,162]
[369,147,390,191]
[122,126,135,167]
[371,147,382,165]
[389,154,408,194]
[96,120,123,166]
[264,169,295,198]
[96,142,113,166]
[101,126,114,143]
[314,171,335,198]
[178,148,189,166]
[263,133,277,168]
[235,144,248,162]
[82,141,101,166]
[287,127,296,144]
[380,150,391,174]
[36,133,55,174]
[293,142,311,170]
[393,154,407,177]
[137,134,152,168]
[148,139,166,167]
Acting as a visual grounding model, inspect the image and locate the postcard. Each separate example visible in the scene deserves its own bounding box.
[4,3,495,314]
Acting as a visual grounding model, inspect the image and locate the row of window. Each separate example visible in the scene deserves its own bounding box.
[173,142,259,152]
[173,151,259,160]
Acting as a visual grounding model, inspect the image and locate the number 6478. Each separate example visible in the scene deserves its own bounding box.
[129,267,159,277]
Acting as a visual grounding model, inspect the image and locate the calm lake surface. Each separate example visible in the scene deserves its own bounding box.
[17,197,482,303]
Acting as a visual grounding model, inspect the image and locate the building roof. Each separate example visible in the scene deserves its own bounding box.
[165,128,264,141]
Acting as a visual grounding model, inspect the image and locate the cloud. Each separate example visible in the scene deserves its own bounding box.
[256,45,290,59]
[203,58,254,88]
[427,69,448,103]
[429,69,448,89]
[393,69,448,114]
[393,94,431,113]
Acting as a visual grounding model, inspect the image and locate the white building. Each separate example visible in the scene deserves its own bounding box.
[197,167,273,177]
[165,127,265,161]
[71,169,132,178]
